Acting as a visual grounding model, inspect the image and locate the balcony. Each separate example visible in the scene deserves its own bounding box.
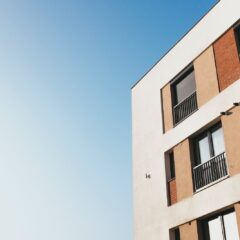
[193,152,228,191]
[173,91,198,125]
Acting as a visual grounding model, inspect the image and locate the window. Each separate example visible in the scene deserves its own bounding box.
[166,151,177,205]
[194,124,225,164]
[174,228,180,240]
[235,24,240,56]
[166,151,176,181]
[169,151,175,179]
[193,123,228,190]
[171,66,198,125]
[170,228,180,240]
[201,209,239,240]
[194,123,225,165]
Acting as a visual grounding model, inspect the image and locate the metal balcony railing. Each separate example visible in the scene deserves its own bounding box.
[173,91,198,125]
[193,152,228,191]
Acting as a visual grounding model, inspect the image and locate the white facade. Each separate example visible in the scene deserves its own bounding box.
[132,0,240,239]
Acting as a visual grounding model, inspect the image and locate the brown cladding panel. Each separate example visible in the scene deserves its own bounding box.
[168,179,177,205]
[194,46,219,107]
[213,28,240,91]
[174,139,194,201]
[221,107,240,176]
[179,220,199,240]
[162,84,173,132]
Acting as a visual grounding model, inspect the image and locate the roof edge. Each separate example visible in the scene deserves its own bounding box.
[131,0,220,90]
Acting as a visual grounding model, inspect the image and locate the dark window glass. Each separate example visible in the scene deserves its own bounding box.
[171,66,198,125]
[174,228,180,240]
[169,152,175,179]
[172,67,196,105]
[235,24,240,55]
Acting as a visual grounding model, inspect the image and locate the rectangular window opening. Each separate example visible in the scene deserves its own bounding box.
[192,122,228,191]
[235,23,240,56]
[171,65,198,125]
[169,151,175,179]
[200,209,239,240]
[170,227,180,240]
[166,151,177,206]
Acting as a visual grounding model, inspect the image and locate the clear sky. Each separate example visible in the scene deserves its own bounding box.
[0,1,217,239]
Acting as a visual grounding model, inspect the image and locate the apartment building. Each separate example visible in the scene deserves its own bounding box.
[132,0,240,239]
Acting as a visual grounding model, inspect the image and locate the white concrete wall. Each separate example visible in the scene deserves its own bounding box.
[132,0,240,239]
[133,80,240,239]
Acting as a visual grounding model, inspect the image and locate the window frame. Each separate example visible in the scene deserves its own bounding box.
[165,151,177,206]
[171,65,196,107]
[170,227,180,240]
[169,151,176,180]
[200,208,239,240]
[173,228,180,240]
[170,64,198,125]
[193,122,222,167]
[234,23,240,57]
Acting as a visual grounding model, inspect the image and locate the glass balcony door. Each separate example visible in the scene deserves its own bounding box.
[193,123,228,190]
[205,211,239,240]
[195,125,225,165]
[171,66,198,124]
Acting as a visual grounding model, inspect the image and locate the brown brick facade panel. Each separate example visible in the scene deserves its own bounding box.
[174,139,194,201]
[221,107,240,176]
[161,84,173,132]
[213,28,240,91]
[168,178,177,205]
[179,220,199,240]
[194,46,219,107]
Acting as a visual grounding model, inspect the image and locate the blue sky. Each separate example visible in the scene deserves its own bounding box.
[0,1,217,239]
